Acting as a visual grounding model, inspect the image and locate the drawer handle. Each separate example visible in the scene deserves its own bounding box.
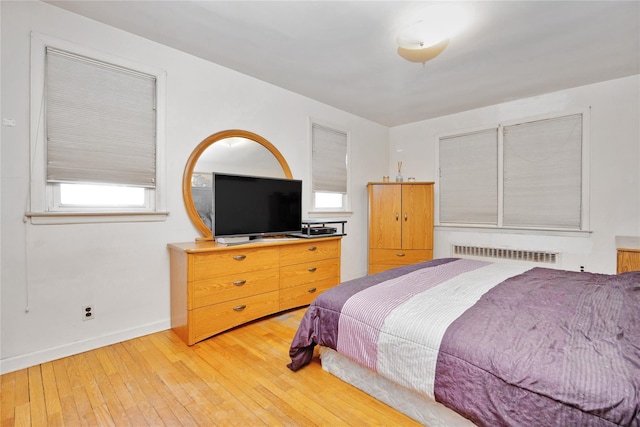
[308,267,317,272]
[308,246,317,251]
[233,255,247,261]
[404,213,408,221]
[233,305,247,312]
[233,280,246,286]
[307,287,317,293]
[396,253,406,257]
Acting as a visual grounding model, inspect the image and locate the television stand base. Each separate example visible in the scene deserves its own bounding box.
[216,236,251,246]
[252,236,300,243]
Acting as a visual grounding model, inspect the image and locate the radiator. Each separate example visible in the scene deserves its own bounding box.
[451,244,560,266]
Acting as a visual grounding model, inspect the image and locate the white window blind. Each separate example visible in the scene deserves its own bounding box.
[439,129,498,224]
[312,124,347,193]
[503,114,582,229]
[438,112,585,231]
[45,47,157,188]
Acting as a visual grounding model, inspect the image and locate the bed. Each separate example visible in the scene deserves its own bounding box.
[287,258,640,426]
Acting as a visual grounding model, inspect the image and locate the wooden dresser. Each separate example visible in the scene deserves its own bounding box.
[168,236,341,345]
[367,182,434,274]
[616,236,640,274]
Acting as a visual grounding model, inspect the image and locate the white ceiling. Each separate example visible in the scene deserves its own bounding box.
[45,1,640,127]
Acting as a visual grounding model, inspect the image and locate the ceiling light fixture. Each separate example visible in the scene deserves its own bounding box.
[396,4,471,64]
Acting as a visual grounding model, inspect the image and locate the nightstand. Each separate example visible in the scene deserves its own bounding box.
[616,236,640,273]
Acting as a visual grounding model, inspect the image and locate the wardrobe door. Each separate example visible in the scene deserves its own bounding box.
[401,184,433,250]
[368,184,402,249]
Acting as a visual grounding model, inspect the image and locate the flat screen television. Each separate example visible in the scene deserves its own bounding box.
[212,173,302,239]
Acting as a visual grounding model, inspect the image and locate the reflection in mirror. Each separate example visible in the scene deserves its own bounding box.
[193,137,286,178]
[183,130,292,239]
[190,138,287,230]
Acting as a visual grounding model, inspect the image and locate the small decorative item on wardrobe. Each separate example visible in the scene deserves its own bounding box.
[396,162,403,182]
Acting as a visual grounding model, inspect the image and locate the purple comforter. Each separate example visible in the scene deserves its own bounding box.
[288,259,640,427]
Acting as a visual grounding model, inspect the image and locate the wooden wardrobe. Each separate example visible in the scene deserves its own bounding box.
[367,182,434,274]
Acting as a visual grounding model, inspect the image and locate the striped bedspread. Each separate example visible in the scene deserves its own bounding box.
[288,258,640,427]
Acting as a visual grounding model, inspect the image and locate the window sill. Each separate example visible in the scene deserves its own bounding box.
[307,211,353,217]
[435,224,592,238]
[25,211,169,225]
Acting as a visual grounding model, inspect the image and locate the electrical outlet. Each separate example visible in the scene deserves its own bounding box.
[83,305,94,321]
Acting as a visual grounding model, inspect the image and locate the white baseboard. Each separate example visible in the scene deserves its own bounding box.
[0,319,171,375]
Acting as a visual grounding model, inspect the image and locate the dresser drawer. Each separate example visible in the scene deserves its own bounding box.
[190,291,279,343]
[279,277,338,311]
[280,239,340,265]
[280,258,340,288]
[192,247,279,280]
[369,248,432,266]
[190,267,279,309]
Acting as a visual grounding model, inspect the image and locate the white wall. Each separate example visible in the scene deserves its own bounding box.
[390,75,640,274]
[0,2,3,366]
[0,1,389,373]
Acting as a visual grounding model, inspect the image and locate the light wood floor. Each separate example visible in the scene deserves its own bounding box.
[1,308,421,426]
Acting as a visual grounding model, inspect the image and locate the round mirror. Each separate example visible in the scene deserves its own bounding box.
[183,129,292,239]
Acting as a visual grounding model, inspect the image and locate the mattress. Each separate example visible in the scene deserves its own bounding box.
[319,346,474,426]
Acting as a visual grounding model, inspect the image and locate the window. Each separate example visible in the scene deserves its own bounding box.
[439,129,498,225]
[29,33,166,223]
[311,123,349,211]
[437,112,589,231]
